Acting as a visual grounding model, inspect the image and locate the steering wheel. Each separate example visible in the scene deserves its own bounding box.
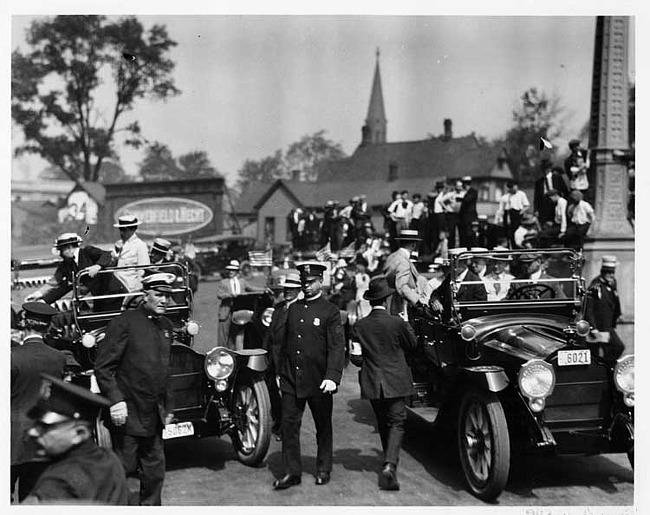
[507,283,556,300]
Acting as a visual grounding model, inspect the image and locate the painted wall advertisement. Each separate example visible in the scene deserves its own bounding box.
[115,197,214,236]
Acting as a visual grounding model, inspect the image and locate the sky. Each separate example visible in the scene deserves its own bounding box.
[10,14,636,186]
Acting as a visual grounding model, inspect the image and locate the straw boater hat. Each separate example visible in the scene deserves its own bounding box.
[395,229,422,242]
[281,271,302,289]
[225,260,241,271]
[113,215,141,228]
[428,257,446,272]
[151,238,172,255]
[363,275,395,301]
[53,232,83,249]
[600,255,618,271]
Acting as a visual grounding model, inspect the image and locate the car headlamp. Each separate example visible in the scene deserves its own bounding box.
[205,348,235,381]
[186,320,200,336]
[461,324,477,341]
[261,308,274,327]
[614,355,634,395]
[575,319,590,337]
[82,333,96,349]
[518,359,555,400]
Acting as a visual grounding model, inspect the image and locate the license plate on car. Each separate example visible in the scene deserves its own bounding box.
[557,349,591,366]
[162,421,194,440]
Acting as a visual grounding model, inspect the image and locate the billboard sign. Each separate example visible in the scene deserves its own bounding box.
[115,197,214,236]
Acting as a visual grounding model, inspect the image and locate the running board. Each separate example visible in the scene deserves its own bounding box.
[406,405,440,424]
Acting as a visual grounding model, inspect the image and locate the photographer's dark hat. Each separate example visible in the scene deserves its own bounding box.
[27,374,111,423]
[363,275,395,301]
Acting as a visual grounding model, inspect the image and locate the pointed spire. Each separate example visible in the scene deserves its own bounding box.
[361,48,387,146]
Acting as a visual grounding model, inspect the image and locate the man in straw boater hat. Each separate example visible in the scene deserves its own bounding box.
[272,262,345,490]
[149,238,172,265]
[21,374,129,505]
[265,271,303,441]
[349,275,418,491]
[584,255,626,364]
[25,232,127,313]
[94,273,176,505]
[216,259,266,349]
[382,229,428,320]
[112,215,150,292]
[482,253,515,302]
[11,303,68,503]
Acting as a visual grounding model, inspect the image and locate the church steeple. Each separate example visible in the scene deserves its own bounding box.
[361,48,387,146]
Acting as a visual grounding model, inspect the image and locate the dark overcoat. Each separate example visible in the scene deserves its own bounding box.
[278,295,345,398]
[350,308,418,399]
[94,305,173,436]
[585,276,621,331]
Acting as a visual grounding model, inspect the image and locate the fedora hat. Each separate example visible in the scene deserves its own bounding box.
[363,275,395,301]
[113,215,141,228]
[395,229,422,241]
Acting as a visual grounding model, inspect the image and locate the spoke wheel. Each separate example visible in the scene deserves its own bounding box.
[231,377,272,466]
[458,388,510,501]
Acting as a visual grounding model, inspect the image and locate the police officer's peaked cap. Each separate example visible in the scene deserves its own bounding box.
[22,302,58,323]
[142,273,175,292]
[54,232,83,248]
[151,238,172,255]
[296,261,327,279]
[113,214,141,228]
[27,374,111,423]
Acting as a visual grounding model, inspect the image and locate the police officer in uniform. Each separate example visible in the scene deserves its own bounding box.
[94,273,176,505]
[22,374,130,505]
[272,262,345,490]
[11,302,68,502]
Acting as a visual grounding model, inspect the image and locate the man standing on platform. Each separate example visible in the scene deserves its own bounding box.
[534,160,569,225]
[459,176,478,248]
[494,180,530,247]
[349,275,418,491]
[272,262,345,490]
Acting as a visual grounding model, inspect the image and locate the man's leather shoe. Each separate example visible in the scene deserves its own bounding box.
[378,463,400,491]
[273,474,301,490]
[314,472,330,485]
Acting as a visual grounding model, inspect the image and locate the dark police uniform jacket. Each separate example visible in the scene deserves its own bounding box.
[585,276,621,331]
[25,439,130,505]
[278,294,345,398]
[350,307,418,400]
[11,336,67,466]
[265,298,297,372]
[41,246,119,304]
[95,305,173,436]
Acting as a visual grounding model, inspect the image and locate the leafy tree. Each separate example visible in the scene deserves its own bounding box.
[235,150,287,190]
[12,15,180,185]
[178,150,219,179]
[138,142,221,181]
[39,160,131,184]
[285,130,346,182]
[503,88,566,185]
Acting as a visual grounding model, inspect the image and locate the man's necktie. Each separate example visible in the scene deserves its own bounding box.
[494,278,501,295]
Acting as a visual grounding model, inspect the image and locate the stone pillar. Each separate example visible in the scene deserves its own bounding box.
[584,16,634,323]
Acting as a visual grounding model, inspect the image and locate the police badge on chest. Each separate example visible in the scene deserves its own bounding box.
[313,318,320,326]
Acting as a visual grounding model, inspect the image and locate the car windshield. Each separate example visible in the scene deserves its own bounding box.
[450,249,582,305]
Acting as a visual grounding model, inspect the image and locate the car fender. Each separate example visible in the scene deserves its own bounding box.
[457,365,510,393]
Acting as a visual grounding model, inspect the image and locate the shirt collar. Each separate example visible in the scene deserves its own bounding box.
[531,270,543,282]
[456,268,469,282]
[21,334,44,345]
[306,292,322,302]
[371,306,387,311]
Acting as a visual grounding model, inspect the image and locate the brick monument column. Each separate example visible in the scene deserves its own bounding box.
[583,16,634,326]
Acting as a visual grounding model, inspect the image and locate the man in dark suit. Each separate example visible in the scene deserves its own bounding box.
[534,160,569,225]
[22,374,129,505]
[459,176,478,247]
[507,253,566,300]
[94,273,176,506]
[349,276,418,491]
[265,271,303,440]
[272,262,345,490]
[11,303,68,503]
[584,255,625,363]
[25,232,126,313]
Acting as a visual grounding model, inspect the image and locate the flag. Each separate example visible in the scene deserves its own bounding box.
[248,249,273,267]
[339,241,356,259]
[315,243,332,262]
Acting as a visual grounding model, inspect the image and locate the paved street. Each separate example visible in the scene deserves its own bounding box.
[156,278,634,506]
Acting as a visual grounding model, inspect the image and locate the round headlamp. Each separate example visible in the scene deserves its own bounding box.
[575,319,591,337]
[186,320,200,336]
[82,333,96,349]
[518,359,555,399]
[614,355,634,394]
[261,307,274,327]
[461,324,477,341]
[205,348,235,381]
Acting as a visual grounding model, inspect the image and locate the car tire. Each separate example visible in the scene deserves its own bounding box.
[230,377,272,466]
[457,388,510,502]
[95,411,113,449]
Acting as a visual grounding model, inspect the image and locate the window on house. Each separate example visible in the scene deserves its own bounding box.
[479,185,490,202]
[264,217,275,244]
[388,162,398,182]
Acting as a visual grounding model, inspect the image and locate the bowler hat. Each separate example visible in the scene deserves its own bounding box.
[518,252,542,263]
[281,271,302,288]
[395,229,422,241]
[363,275,395,301]
[142,272,175,293]
[296,261,327,279]
[27,373,111,423]
[435,180,445,189]
[22,302,58,323]
[113,215,141,228]
[54,232,83,248]
[225,260,241,271]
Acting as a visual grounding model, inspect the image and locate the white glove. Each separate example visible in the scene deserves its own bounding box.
[320,379,337,394]
[86,264,101,278]
[24,291,43,302]
[110,401,128,426]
